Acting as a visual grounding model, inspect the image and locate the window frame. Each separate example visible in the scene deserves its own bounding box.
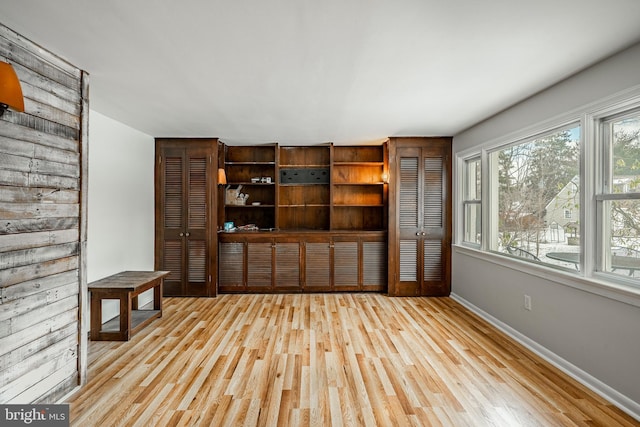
[485,123,582,264]
[462,156,482,247]
[595,107,640,281]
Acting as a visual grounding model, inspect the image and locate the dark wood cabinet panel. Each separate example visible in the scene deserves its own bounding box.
[155,138,217,297]
[362,240,387,291]
[388,137,451,297]
[247,242,273,290]
[218,242,244,290]
[333,241,359,290]
[275,242,301,290]
[304,241,331,291]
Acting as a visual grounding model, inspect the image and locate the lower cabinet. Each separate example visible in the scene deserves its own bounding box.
[218,232,386,293]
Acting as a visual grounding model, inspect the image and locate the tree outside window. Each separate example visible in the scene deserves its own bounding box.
[490,126,580,265]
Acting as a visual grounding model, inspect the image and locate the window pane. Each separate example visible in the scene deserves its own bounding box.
[493,126,580,264]
[465,158,481,200]
[602,199,640,278]
[611,114,640,194]
[464,202,481,244]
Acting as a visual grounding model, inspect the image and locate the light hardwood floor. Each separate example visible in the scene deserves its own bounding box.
[67,294,638,426]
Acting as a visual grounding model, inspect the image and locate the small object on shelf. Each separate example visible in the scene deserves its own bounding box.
[225,185,250,205]
[236,223,259,231]
[261,176,272,183]
[224,221,235,231]
[252,201,261,205]
[251,177,261,183]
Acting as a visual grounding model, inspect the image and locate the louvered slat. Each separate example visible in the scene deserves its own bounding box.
[275,243,299,286]
[164,157,183,229]
[399,240,417,281]
[248,243,273,288]
[363,241,386,285]
[163,240,182,282]
[423,240,442,281]
[305,243,330,287]
[399,157,418,228]
[424,157,443,228]
[188,157,207,229]
[188,240,206,282]
[334,242,358,287]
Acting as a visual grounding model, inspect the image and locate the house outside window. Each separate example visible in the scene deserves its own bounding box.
[488,125,581,266]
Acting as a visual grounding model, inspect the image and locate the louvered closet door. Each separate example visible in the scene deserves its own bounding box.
[184,152,210,296]
[421,150,447,295]
[396,147,422,295]
[392,141,450,296]
[156,139,216,297]
[161,149,186,296]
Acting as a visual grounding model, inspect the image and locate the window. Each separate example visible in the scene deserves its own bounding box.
[456,91,640,295]
[488,125,581,266]
[598,110,640,278]
[462,157,481,245]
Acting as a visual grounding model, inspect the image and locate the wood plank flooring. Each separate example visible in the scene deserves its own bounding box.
[67,294,638,426]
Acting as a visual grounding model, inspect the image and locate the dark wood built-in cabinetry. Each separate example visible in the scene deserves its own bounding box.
[218,142,389,293]
[218,231,386,293]
[155,138,218,297]
[155,138,450,296]
[387,137,452,296]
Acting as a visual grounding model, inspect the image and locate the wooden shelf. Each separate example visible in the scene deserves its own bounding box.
[333,161,385,166]
[225,161,276,165]
[226,204,275,208]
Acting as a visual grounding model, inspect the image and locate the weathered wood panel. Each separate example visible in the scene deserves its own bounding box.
[0,22,86,404]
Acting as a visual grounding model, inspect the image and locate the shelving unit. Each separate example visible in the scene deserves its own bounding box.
[331,145,388,230]
[217,141,389,293]
[222,144,277,229]
[278,145,331,230]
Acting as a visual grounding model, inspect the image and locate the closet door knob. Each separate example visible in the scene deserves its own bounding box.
[179,232,184,237]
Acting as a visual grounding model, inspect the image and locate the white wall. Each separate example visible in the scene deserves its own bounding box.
[87,111,155,323]
[452,42,640,417]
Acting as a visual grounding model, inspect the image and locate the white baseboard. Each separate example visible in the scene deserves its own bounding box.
[450,293,640,422]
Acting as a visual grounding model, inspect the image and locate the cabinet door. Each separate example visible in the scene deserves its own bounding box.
[362,239,386,291]
[247,241,273,291]
[274,241,300,291]
[304,241,331,291]
[155,139,217,297]
[333,240,359,290]
[389,138,451,296]
[218,241,245,291]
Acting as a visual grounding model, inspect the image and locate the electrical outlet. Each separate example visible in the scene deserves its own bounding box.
[524,295,532,311]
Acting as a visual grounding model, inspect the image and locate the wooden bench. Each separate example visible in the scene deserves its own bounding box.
[89,271,170,341]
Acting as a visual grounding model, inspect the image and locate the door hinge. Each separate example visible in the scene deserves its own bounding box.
[209,275,212,282]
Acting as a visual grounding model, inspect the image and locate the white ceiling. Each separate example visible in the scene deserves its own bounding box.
[2,0,640,145]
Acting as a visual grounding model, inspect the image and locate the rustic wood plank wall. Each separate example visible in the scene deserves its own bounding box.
[0,23,88,403]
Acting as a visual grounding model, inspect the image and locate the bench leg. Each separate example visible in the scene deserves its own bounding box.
[154,279,163,312]
[90,292,102,341]
[120,293,132,341]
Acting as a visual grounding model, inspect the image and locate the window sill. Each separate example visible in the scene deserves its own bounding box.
[453,244,640,308]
